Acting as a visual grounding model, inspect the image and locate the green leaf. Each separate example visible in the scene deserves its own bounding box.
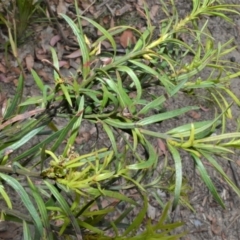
[78,220,103,234]
[44,180,82,236]
[60,83,73,107]
[127,139,158,170]
[167,119,221,139]
[0,173,44,235]
[51,111,81,152]
[31,69,44,91]
[132,27,153,51]
[157,201,171,226]
[193,143,233,154]
[11,128,63,162]
[60,14,90,79]
[103,118,136,129]
[117,65,142,101]
[0,185,12,209]
[123,193,148,236]
[195,132,240,143]
[137,106,199,126]
[86,188,137,205]
[191,153,225,208]
[27,177,53,240]
[200,150,240,198]
[102,122,118,153]
[138,95,166,115]
[4,74,23,118]
[63,96,84,156]
[19,96,45,106]
[0,126,45,158]
[100,75,132,109]
[23,221,32,240]
[167,144,182,210]
[79,15,117,54]
[50,47,60,81]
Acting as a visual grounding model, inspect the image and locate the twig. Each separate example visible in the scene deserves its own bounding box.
[0,108,45,131]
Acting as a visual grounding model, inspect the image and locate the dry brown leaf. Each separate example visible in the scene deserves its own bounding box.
[97,28,102,36]
[50,35,61,46]
[0,63,6,73]
[236,160,240,166]
[120,30,136,48]
[128,91,137,98]
[178,33,188,43]
[80,19,89,27]
[211,222,222,235]
[10,67,21,75]
[150,5,159,21]
[0,108,45,131]
[56,42,65,60]
[69,59,80,70]
[75,132,91,144]
[137,0,145,6]
[65,49,82,59]
[199,105,210,112]
[54,219,64,227]
[40,26,53,53]
[0,92,6,104]
[208,215,222,236]
[122,107,132,118]
[35,48,45,55]
[57,0,67,16]
[25,54,34,71]
[101,40,112,49]
[37,69,50,81]
[137,23,145,32]
[59,60,69,68]
[93,10,103,19]
[147,204,156,220]
[187,110,201,119]
[221,232,227,240]
[110,16,115,28]
[100,57,112,66]
[35,52,49,61]
[103,15,111,25]
[88,6,95,15]
[13,79,18,86]
[156,138,167,156]
[1,100,7,117]
[115,4,132,16]
[35,47,49,60]
[1,96,7,117]
[0,74,8,83]
[81,0,92,11]
[134,3,146,18]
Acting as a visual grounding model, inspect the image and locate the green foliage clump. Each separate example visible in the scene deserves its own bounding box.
[0,0,240,239]
[0,0,41,50]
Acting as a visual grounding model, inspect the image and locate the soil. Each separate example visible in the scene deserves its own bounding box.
[0,0,240,239]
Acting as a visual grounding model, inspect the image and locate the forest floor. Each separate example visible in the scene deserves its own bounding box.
[1,0,240,239]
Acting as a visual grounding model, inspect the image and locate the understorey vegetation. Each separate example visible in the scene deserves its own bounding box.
[0,0,240,239]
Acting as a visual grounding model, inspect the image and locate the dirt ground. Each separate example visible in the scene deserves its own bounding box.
[1,0,240,239]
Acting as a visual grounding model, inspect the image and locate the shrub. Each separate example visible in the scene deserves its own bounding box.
[0,0,240,239]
